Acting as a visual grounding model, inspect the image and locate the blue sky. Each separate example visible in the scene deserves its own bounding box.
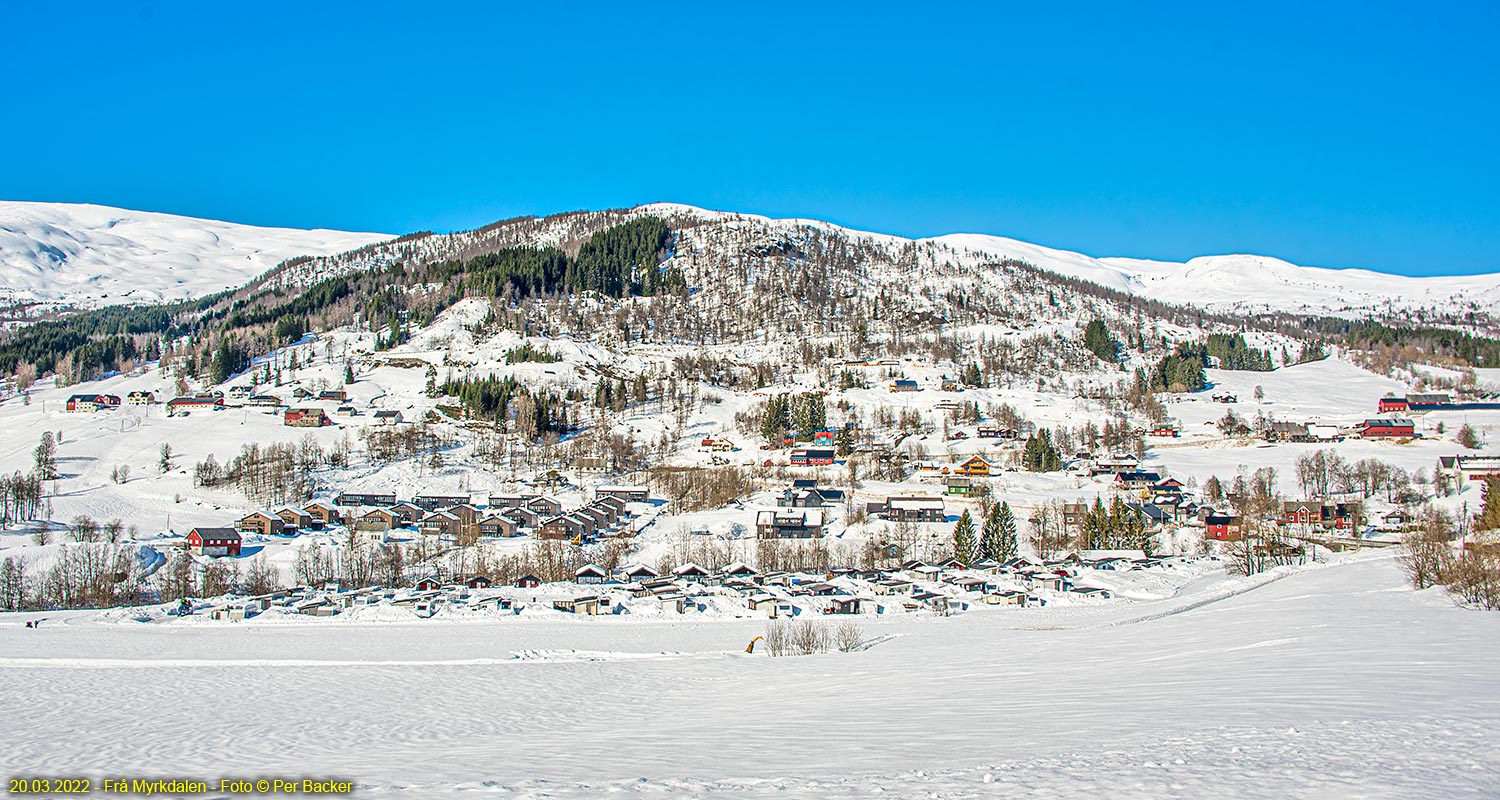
[4,1,1496,276]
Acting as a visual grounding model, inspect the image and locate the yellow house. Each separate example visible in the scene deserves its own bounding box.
[955,455,992,477]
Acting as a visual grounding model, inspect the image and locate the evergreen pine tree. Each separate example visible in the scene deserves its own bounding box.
[981,501,1018,562]
[760,395,790,445]
[961,363,982,387]
[1041,430,1062,471]
[1083,319,1119,361]
[952,509,978,567]
[1085,497,1109,550]
[1022,433,1042,472]
[1024,430,1063,472]
[1477,477,1500,531]
[834,426,856,457]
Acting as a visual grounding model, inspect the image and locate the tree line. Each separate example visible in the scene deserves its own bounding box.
[1206,333,1274,371]
[0,217,681,389]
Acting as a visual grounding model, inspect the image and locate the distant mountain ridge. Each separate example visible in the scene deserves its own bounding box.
[634,203,1500,323]
[0,201,391,311]
[929,231,1500,320]
[2,200,1495,325]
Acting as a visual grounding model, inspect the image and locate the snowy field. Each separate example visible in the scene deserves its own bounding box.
[1,200,1498,798]
[3,554,1497,799]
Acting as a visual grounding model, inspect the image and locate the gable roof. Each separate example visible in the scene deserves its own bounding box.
[189,527,241,540]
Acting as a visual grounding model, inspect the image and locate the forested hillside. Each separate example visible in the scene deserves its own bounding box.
[2,203,1497,393]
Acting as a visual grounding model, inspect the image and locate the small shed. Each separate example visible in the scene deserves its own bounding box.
[554,596,601,615]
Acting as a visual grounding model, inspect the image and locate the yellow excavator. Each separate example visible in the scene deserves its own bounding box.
[745,635,764,653]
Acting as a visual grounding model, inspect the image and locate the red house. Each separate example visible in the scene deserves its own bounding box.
[1279,501,1355,531]
[1359,418,1415,439]
[1149,427,1179,438]
[1377,397,1409,413]
[1204,514,1242,541]
[66,393,121,412]
[186,527,242,556]
[284,407,330,427]
[790,447,836,466]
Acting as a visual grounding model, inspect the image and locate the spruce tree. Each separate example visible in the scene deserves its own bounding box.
[1083,319,1118,361]
[1022,433,1043,472]
[761,394,790,445]
[1085,497,1109,550]
[982,502,1018,562]
[1477,477,1500,531]
[952,510,978,567]
[1040,430,1062,471]
[1024,430,1063,472]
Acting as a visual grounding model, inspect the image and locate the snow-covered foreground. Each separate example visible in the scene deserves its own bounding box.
[3,555,1496,798]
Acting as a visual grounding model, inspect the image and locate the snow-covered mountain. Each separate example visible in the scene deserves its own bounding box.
[933,231,1500,319]
[637,205,1499,321]
[0,201,392,311]
[4,199,1496,324]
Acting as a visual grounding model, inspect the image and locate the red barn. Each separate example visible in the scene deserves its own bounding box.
[1378,397,1409,413]
[186,527,242,556]
[1359,418,1415,439]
